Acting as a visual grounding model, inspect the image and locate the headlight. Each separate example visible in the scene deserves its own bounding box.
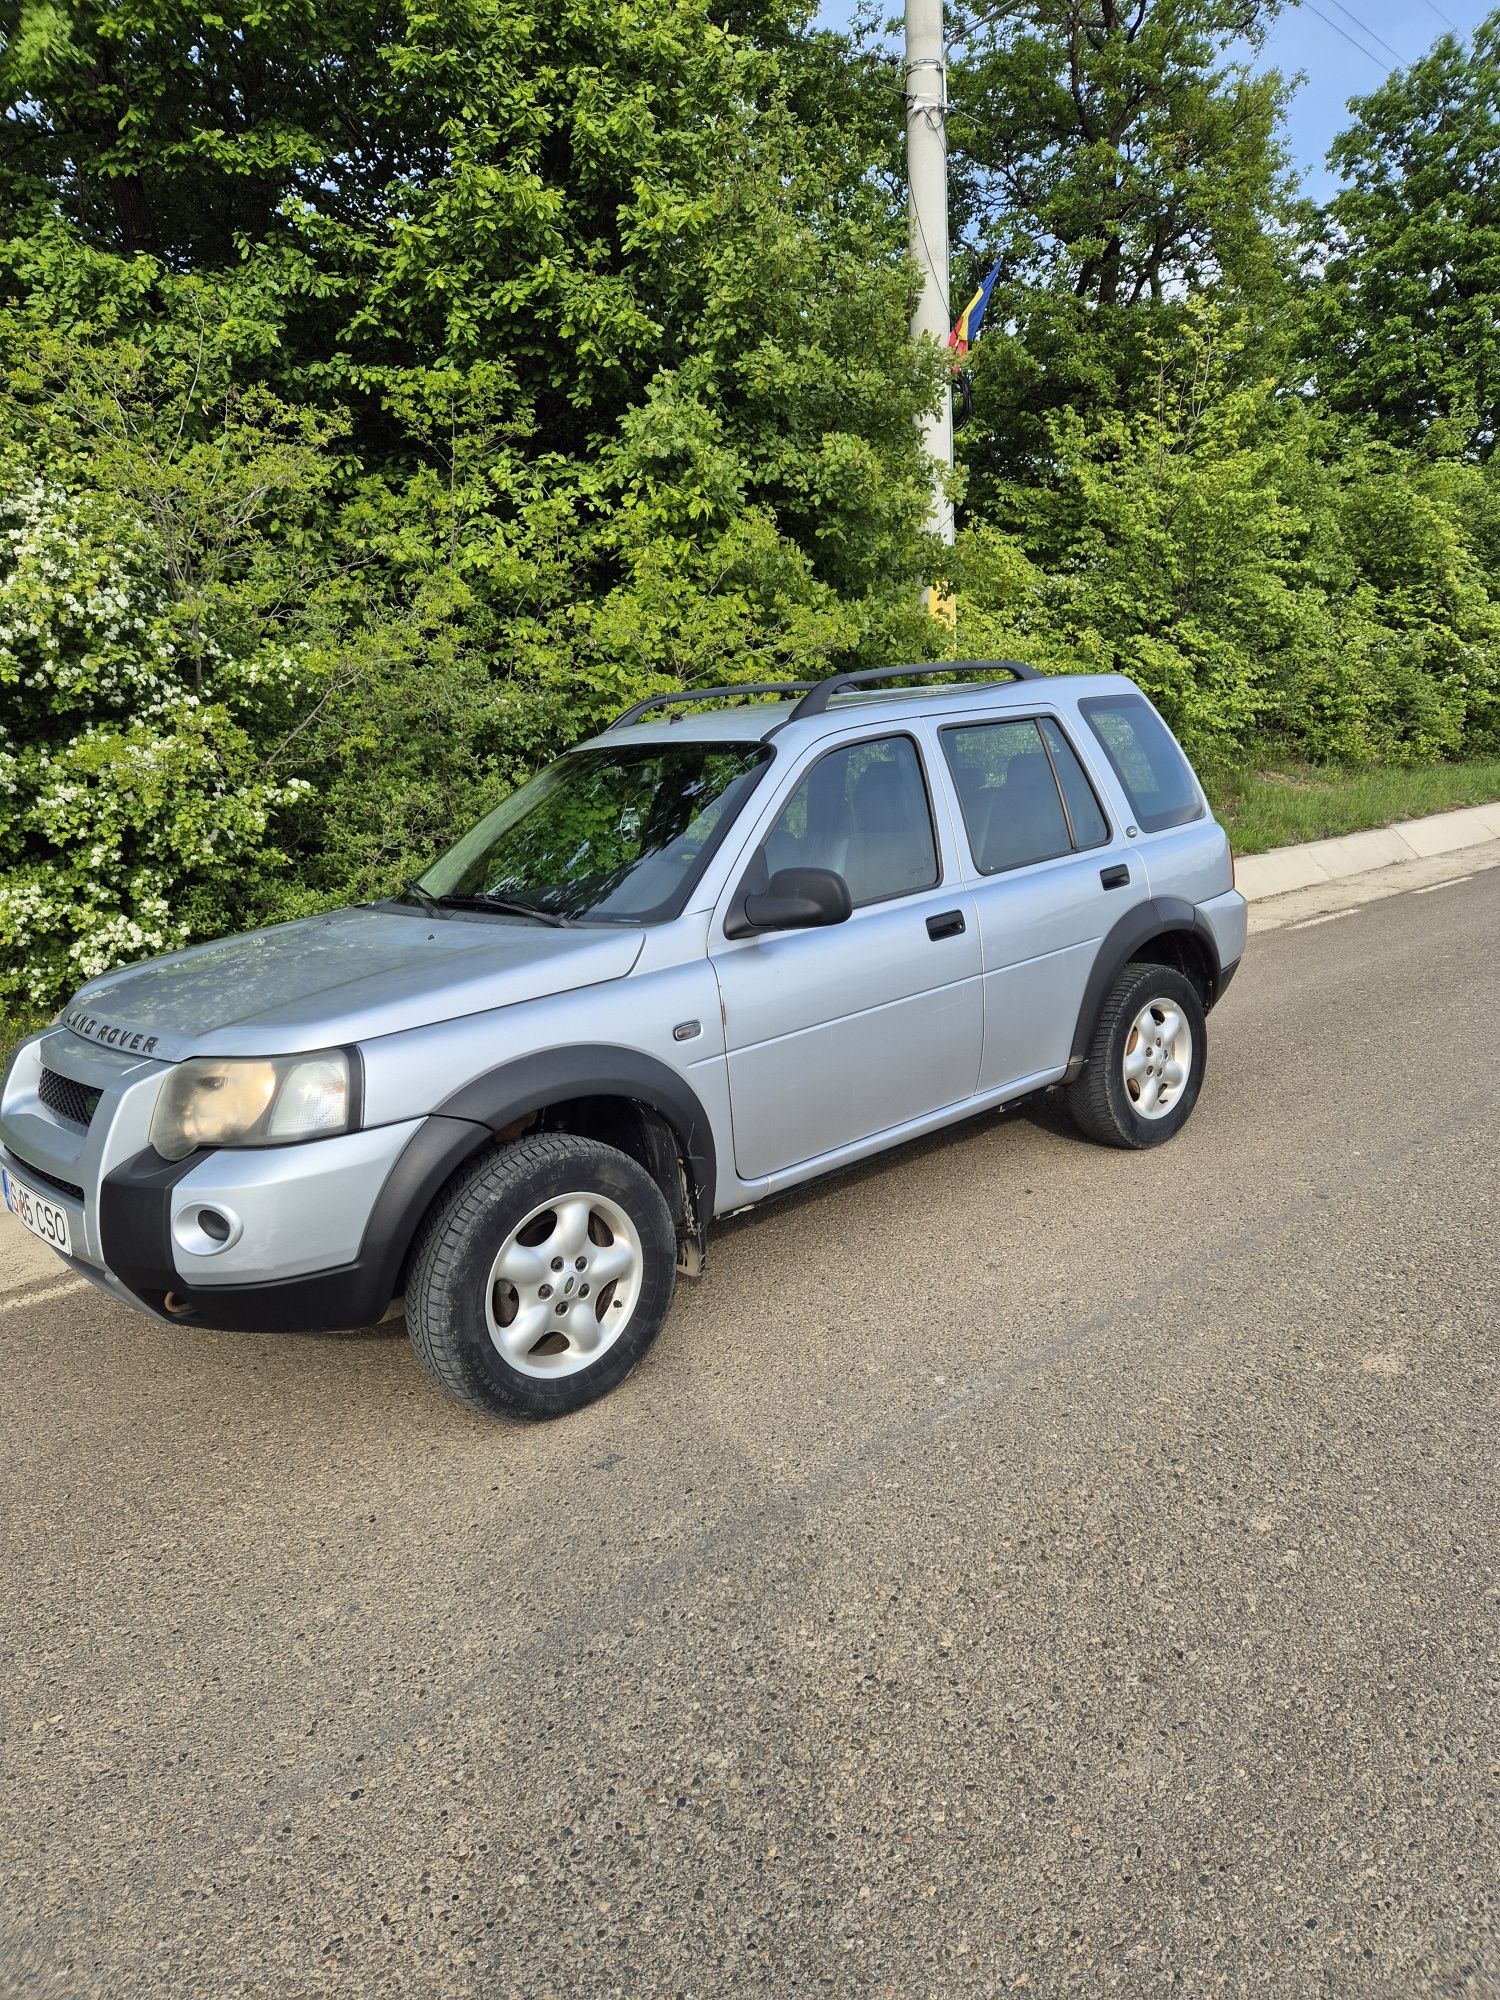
[150,1052,353,1162]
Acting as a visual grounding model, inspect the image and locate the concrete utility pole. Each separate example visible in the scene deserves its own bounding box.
[906,0,954,550]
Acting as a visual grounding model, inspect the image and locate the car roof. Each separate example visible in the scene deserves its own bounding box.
[576,671,1141,755]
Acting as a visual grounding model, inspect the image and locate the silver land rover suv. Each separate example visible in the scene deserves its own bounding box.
[1,662,1246,1420]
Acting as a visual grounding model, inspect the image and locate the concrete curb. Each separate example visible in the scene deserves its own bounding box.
[1235,799,1500,902]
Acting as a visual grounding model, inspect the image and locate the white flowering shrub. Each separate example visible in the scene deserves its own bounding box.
[0,473,313,1011]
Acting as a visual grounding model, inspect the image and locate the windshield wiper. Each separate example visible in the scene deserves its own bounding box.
[401,877,446,917]
[434,893,571,929]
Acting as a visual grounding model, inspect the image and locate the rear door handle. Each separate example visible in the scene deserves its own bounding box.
[926,910,966,940]
[1100,864,1131,889]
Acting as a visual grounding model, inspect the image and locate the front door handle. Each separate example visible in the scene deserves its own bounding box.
[1100,863,1131,889]
[926,909,966,940]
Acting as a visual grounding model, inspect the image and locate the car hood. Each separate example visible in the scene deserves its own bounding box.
[59,906,646,1062]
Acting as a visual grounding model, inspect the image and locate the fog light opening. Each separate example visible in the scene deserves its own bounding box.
[171,1202,243,1257]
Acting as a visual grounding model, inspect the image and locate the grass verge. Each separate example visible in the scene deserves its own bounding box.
[1203,755,1500,855]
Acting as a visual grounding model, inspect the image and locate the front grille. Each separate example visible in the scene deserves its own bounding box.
[39,1068,100,1129]
[8,1156,85,1205]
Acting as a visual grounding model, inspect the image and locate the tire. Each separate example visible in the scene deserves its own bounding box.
[405,1133,677,1420]
[1064,960,1207,1150]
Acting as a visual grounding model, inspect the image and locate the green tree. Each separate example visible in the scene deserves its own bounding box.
[1314,15,1500,457]
[949,307,1500,763]
[946,0,1300,503]
[0,327,335,1009]
[0,0,427,262]
[0,0,947,1005]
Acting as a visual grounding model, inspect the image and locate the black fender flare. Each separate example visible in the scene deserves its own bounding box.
[1064,898,1226,1082]
[435,1044,718,1241]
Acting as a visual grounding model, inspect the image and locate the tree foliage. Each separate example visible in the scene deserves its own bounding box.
[949,0,1294,306]
[1313,17,1500,457]
[940,0,1500,771]
[950,308,1500,765]
[0,0,424,260]
[947,0,1301,498]
[1,0,1499,1014]
[0,0,947,1009]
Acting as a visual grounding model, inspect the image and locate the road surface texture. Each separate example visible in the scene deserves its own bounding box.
[2,854,1497,2000]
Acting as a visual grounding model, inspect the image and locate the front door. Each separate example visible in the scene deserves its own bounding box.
[710,732,983,1183]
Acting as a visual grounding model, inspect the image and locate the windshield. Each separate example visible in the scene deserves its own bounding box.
[414,740,772,923]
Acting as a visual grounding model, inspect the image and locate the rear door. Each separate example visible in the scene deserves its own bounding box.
[709,730,983,1182]
[1075,690,1231,905]
[938,712,1145,1092]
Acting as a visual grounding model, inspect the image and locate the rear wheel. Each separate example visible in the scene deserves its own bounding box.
[405,1133,677,1420]
[1065,961,1207,1149]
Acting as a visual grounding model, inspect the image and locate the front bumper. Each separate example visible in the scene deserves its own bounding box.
[1,1027,488,1332]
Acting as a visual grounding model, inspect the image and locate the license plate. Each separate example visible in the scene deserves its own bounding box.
[2,1165,73,1256]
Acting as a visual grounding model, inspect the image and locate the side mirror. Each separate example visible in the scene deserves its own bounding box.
[741,866,852,934]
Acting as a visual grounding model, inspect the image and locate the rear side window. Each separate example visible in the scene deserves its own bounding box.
[763,734,939,908]
[941,717,1109,873]
[1079,694,1204,833]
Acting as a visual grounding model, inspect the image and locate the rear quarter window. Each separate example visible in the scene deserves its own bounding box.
[1078,694,1204,833]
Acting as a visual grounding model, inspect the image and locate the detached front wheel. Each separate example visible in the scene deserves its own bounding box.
[406,1133,677,1420]
[1065,961,1207,1149]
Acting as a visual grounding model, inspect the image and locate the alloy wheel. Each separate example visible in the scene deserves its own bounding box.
[1122,999,1193,1121]
[484,1191,644,1378]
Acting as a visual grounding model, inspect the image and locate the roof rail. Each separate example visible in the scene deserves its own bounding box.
[605,659,1043,733]
[607,681,820,730]
[787,659,1040,723]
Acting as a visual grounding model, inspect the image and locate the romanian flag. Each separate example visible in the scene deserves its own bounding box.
[949,259,1001,354]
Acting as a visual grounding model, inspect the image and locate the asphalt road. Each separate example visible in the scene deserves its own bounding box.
[2,861,1498,1999]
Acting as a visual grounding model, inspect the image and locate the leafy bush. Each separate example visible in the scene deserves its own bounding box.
[0,471,314,1009]
[951,309,1500,767]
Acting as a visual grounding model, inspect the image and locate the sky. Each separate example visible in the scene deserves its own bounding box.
[814,0,1493,200]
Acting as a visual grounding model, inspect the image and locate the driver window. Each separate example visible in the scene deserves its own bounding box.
[762,735,939,908]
